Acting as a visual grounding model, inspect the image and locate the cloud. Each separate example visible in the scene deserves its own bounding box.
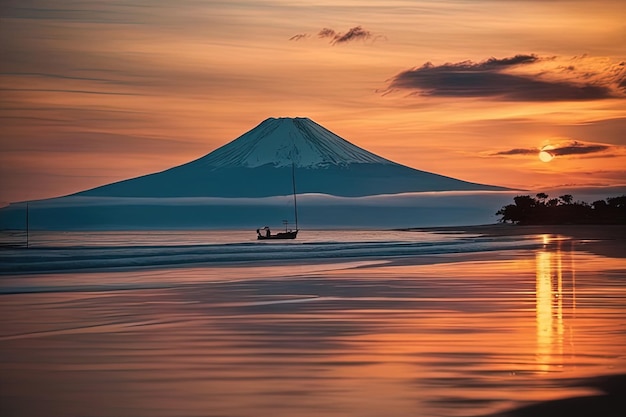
[329,26,372,44]
[493,141,613,158]
[493,147,538,156]
[291,26,379,45]
[387,54,625,101]
[289,33,309,41]
[474,54,540,68]
[551,141,610,156]
[317,28,337,39]
[0,87,144,96]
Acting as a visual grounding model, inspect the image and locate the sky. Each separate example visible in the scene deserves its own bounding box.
[1,0,625,206]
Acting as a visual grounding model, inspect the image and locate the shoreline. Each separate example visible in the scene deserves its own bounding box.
[406,223,626,259]
[1,225,623,277]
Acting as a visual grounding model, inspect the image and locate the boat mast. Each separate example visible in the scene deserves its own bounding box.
[292,162,298,230]
[26,201,29,249]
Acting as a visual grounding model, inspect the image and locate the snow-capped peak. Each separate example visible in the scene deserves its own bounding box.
[194,117,394,168]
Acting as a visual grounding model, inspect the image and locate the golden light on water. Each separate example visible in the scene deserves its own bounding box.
[535,236,567,372]
[3,230,626,417]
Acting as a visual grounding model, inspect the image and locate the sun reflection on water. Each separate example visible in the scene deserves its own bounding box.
[1,232,625,417]
[535,235,571,372]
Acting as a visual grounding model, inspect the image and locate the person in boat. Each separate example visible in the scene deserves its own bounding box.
[257,226,271,238]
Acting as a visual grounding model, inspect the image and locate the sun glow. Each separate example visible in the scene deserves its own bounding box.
[539,145,555,162]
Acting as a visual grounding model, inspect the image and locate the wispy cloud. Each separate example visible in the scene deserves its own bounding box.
[550,141,610,156]
[387,54,626,101]
[493,147,538,156]
[291,26,381,45]
[317,28,337,39]
[326,26,372,44]
[289,33,309,41]
[493,140,613,158]
[0,87,144,96]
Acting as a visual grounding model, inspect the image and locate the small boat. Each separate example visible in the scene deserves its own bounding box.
[257,163,299,240]
[257,223,298,240]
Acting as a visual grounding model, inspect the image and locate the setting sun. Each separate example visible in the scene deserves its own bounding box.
[539,151,554,162]
[539,146,555,162]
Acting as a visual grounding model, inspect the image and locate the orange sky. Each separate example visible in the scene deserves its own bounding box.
[1,0,625,205]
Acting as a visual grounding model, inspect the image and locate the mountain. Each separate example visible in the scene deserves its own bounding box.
[0,117,513,230]
[193,116,392,168]
[76,117,506,198]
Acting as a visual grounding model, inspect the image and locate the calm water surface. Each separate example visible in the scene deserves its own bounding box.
[1,230,625,417]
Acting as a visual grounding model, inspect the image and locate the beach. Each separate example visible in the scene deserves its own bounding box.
[415,224,626,259]
[1,226,625,417]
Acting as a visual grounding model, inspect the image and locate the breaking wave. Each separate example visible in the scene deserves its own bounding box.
[0,229,543,276]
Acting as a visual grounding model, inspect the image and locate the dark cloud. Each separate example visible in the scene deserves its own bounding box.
[493,141,612,158]
[289,33,309,41]
[291,26,377,45]
[331,26,372,44]
[388,55,620,101]
[551,141,610,156]
[493,148,538,156]
[317,28,337,39]
[473,54,540,69]
[618,62,626,90]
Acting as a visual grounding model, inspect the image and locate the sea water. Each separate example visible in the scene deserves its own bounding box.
[0,229,537,276]
[1,230,625,417]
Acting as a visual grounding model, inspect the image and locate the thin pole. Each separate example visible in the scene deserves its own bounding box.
[26,201,29,249]
[292,162,298,230]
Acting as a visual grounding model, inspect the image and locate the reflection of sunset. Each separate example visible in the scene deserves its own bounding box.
[2,233,625,417]
[535,246,566,372]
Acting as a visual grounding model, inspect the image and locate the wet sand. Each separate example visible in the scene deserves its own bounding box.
[409,224,626,259]
[476,373,626,417]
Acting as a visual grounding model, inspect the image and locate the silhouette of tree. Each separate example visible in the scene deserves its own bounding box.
[559,194,573,205]
[547,198,559,207]
[496,193,626,224]
[495,204,520,223]
[607,195,626,208]
[593,199,608,210]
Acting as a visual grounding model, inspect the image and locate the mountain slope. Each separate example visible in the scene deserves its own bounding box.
[192,117,393,168]
[76,117,507,198]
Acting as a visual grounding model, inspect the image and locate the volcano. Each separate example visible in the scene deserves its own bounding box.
[0,117,513,230]
[76,117,505,198]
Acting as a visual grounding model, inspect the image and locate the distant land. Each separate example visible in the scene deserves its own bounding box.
[0,116,580,230]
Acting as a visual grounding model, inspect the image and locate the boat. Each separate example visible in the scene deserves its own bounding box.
[256,223,298,240]
[257,163,299,240]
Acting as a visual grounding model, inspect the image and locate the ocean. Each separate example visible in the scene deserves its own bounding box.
[1,229,625,417]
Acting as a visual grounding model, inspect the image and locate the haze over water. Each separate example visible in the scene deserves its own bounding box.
[1,230,625,417]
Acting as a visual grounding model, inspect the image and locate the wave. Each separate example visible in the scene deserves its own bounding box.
[0,232,541,276]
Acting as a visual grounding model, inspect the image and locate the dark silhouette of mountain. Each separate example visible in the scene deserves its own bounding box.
[75,117,507,198]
